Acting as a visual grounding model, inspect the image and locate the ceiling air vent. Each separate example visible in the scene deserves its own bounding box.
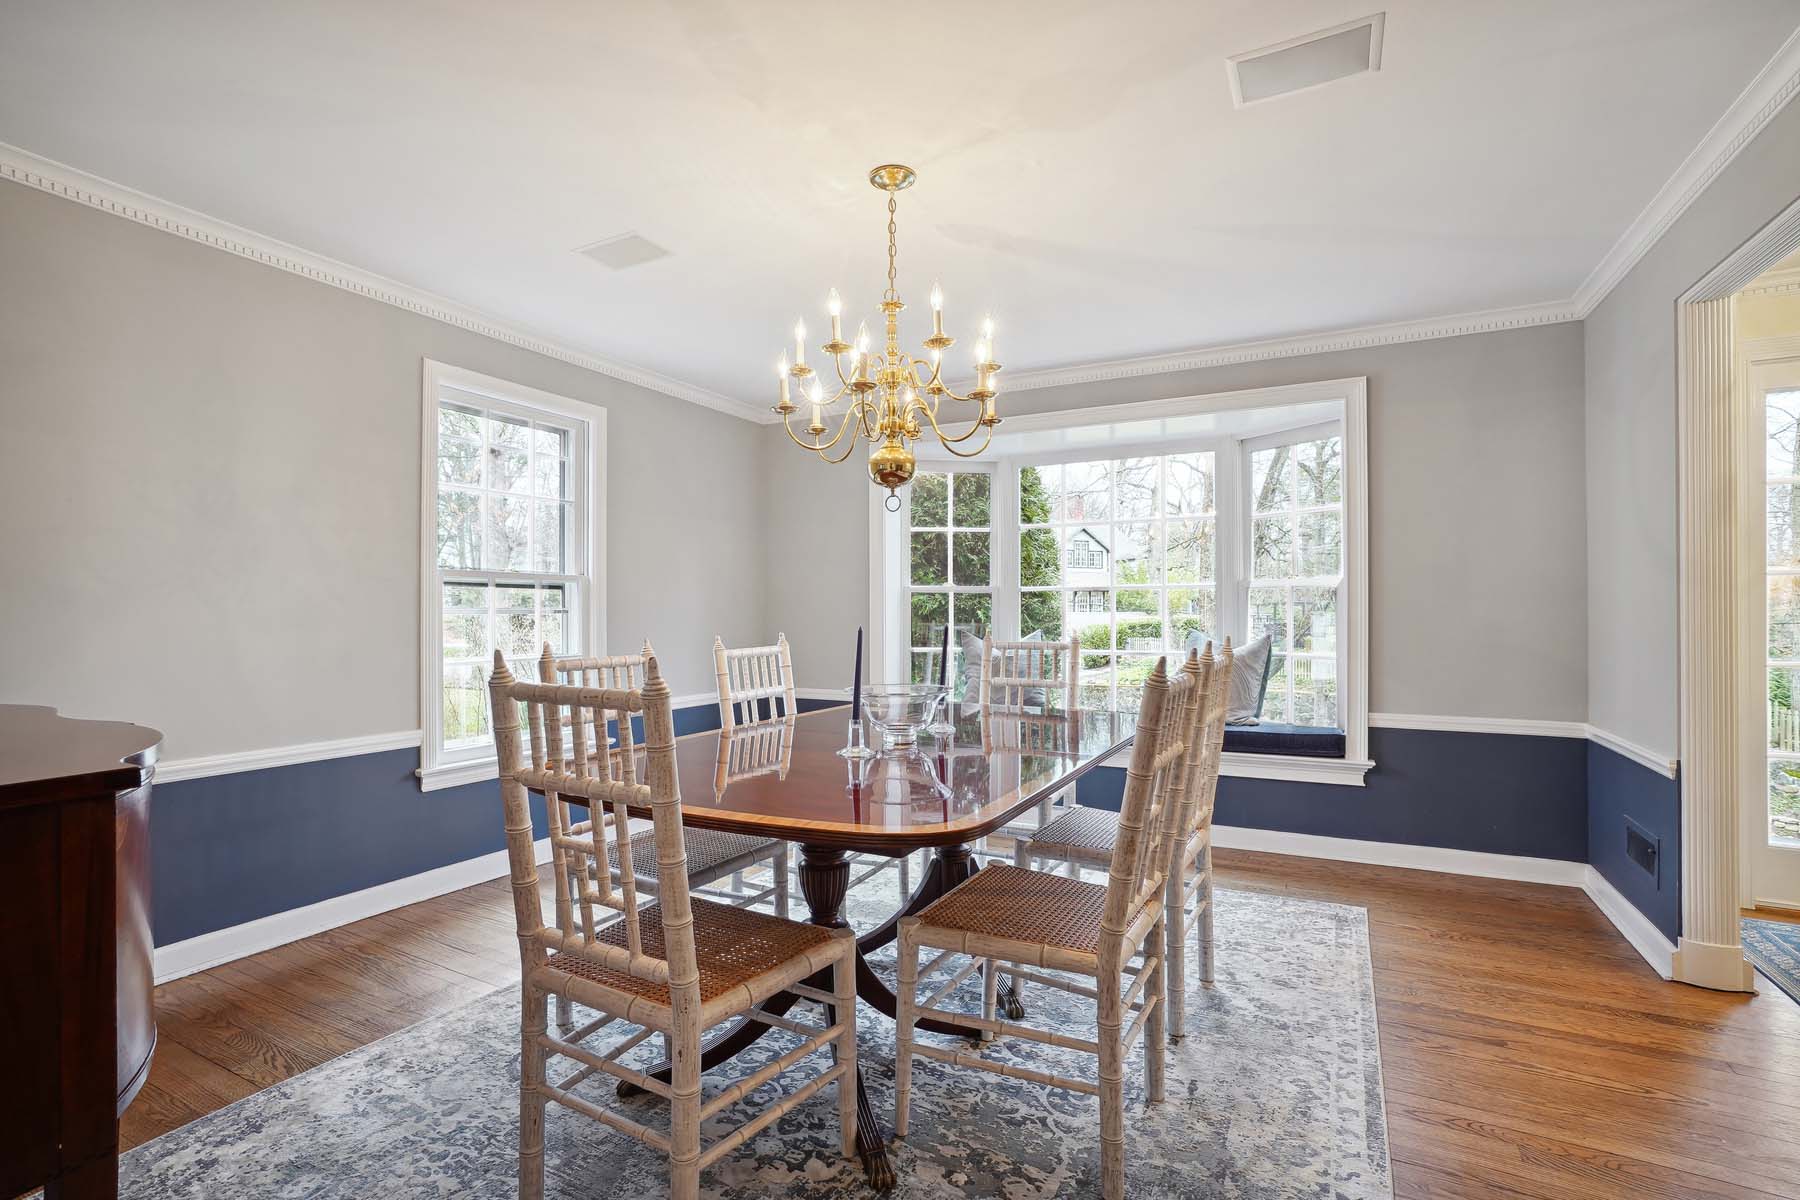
[1227,13,1385,107]
[577,232,670,271]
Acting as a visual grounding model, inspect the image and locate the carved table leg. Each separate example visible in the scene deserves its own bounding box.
[797,846,895,1191]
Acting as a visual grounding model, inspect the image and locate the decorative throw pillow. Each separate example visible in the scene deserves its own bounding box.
[1225,634,1275,724]
[1183,630,1275,725]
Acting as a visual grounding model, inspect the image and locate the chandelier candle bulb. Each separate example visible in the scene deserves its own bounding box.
[776,354,792,410]
[794,319,806,366]
[825,288,848,352]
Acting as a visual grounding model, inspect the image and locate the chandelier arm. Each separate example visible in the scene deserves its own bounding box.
[914,399,991,447]
[930,423,996,459]
[779,403,860,454]
[817,416,865,464]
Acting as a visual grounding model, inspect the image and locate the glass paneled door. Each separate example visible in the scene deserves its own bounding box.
[1758,362,1800,909]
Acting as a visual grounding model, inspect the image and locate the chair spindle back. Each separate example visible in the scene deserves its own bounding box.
[980,633,1082,711]
[1099,653,1208,954]
[713,634,797,734]
[490,648,697,1010]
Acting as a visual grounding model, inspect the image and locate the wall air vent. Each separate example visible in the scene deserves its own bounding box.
[577,232,670,271]
[1227,13,1385,107]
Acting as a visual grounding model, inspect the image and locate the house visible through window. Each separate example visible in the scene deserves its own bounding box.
[420,361,601,788]
[1017,453,1217,712]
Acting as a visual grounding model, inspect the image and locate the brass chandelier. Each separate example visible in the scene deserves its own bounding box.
[772,164,1001,510]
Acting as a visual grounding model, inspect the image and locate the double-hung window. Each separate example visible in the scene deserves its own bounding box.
[1247,427,1343,726]
[905,470,993,694]
[419,361,604,789]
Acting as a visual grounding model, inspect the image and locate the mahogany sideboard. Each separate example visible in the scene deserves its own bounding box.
[0,704,161,1200]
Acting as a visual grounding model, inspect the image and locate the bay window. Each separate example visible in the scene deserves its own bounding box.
[874,377,1370,785]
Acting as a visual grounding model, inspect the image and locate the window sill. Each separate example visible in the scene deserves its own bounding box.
[1220,751,1374,787]
[417,756,499,792]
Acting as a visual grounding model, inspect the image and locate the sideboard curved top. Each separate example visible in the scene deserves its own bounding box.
[0,702,163,1200]
[0,703,160,805]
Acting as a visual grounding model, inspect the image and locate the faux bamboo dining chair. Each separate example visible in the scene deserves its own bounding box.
[713,634,796,735]
[1015,641,1231,1038]
[895,654,1207,1200]
[979,632,1083,835]
[490,651,858,1200]
[714,633,912,895]
[978,631,1081,711]
[542,643,788,912]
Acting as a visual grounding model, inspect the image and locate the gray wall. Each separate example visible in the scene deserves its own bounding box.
[1585,98,1800,760]
[766,322,1592,723]
[0,179,769,758]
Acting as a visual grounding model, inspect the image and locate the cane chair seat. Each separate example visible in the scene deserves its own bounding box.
[914,864,1109,959]
[607,827,780,886]
[1024,808,1213,866]
[550,897,837,1007]
[1023,807,1123,865]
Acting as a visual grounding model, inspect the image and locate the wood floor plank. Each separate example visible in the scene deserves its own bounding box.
[115,850,1800,1200]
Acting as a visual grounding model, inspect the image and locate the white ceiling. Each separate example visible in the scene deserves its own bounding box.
[3,0,1798,414]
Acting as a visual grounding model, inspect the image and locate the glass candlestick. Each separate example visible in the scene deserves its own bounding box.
[925,690,956,737]
[837,716,875,759]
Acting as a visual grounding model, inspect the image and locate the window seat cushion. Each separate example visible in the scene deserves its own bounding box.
[1222,722,1345,758]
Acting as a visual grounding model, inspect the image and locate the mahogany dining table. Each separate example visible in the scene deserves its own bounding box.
[538,699,1138,1190]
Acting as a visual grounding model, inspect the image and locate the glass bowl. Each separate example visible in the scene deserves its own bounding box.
[858,684,949,750]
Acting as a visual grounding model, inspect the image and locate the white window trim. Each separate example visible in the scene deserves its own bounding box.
[870,377,1371,786]
[417,359,606,791]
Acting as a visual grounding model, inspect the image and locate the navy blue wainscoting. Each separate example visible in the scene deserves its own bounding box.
[1076,726,1589,862]
[1586,740,1682,943]
[152,698,845,947]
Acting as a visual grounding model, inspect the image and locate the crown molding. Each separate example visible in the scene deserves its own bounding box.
[1572,26,1800,317]
[0,142,765,423]
[987,300,1580,393]
[11,19,1800,414]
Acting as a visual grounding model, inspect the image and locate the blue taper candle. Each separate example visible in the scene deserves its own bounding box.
[852,626,863,722]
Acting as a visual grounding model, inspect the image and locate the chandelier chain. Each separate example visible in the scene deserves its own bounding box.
[885,192,898,301]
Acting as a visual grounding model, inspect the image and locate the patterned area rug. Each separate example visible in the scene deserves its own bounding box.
[1744,917,1800,1005]
[119,873,1391,1199]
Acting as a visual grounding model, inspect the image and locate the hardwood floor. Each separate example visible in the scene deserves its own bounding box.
[124,851,1800,1198]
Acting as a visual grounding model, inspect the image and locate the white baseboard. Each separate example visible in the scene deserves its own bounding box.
[152,837,551,984]
[1212,825,1589,886]
[1580,867,1676,979]
[150,822,1680,987]
[1210,824,1678,979]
